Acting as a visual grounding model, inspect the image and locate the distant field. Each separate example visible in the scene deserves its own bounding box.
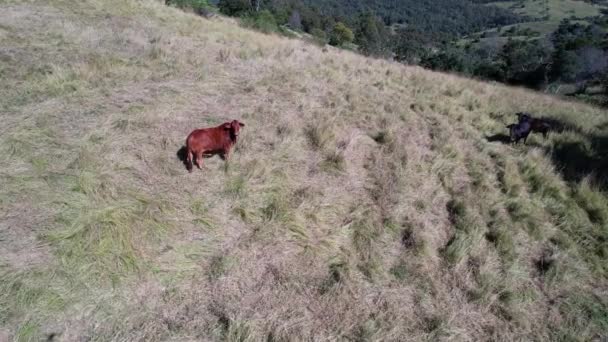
[491,0,605,23]
[464,0,607,44]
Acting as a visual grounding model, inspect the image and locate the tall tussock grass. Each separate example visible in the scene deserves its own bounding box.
[0,0,607,340]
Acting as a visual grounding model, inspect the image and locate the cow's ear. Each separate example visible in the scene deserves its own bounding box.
[223,123,231,130]
[238,122,245,127]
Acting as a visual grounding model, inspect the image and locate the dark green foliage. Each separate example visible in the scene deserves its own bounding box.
[354,12,390,57]
[422,48,468,73]
[500,26,540,38]
[241,10,279,34]
[551,49,579,82]
[393,28,445,64]
[310,28,327,44]
[498,39,552,87]
[262,0,329,33]
[300,0,522,36]
[217,0,250,16]
[473,60,505,81]
[329,22,354,47]
[549,19,608,86]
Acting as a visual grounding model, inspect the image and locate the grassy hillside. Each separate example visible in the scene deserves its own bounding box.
[476,0,607,39]
[1,0,608,341]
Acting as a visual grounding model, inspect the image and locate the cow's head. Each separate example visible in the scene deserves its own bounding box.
[516,112,531,122]
[223,120,245,140]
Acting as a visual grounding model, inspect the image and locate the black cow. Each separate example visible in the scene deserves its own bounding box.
[515,112,552,138]
[507,116,532,144]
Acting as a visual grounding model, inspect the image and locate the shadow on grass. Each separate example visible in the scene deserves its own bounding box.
[176,145,189,171]
[486,115,608,188]
[548,133,608,188]
[596,122,608,131]
[485,133,512,144]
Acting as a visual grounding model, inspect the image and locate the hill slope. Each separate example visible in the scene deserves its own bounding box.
[473,0,607,40]
[1,0,608,341]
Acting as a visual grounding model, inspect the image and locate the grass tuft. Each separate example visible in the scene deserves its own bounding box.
[303,122,333,150]
[321,149,345,173]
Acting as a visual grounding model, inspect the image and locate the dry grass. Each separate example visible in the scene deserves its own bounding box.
[1,0,607,341]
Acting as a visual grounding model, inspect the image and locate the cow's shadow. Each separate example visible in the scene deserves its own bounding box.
[548,133,608,188]
[176,146,188,162]
[485,134,511,144]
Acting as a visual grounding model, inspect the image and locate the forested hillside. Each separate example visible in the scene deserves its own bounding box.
[298,0,522,35]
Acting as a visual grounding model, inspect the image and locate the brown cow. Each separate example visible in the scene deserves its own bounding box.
[185,120,245,172]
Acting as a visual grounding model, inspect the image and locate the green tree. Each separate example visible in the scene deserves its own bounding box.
[311,28,328,45]
[355,12,390,57]
[421,49,467,73]
[329,22,354,47]
[498,39,552,87]
[241,10,278,33]
[551,49,578,82]
[218,0,251,16]
[473,60,504,81]
[393,28,444,64]
[300,6,323,33]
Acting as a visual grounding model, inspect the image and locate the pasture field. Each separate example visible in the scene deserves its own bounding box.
[468,0,607,42]
[1,0,607,340]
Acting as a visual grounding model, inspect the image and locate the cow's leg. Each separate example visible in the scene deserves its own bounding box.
[222,148,231,161]
[186,149,194,173]
[195,151,204,170]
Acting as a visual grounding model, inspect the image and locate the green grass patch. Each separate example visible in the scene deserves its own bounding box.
[552,292,608,341]
[485,227,515,261]
[224,174,247,198]
[303,122,333,150]
[45,194,171,281]
[207,255,231,280]
[389,260,409,281]
[575,178,608,225]
[351,212,382,280]
[321,149,345,173]
[442,231,475,265]
[0,269,68,324]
